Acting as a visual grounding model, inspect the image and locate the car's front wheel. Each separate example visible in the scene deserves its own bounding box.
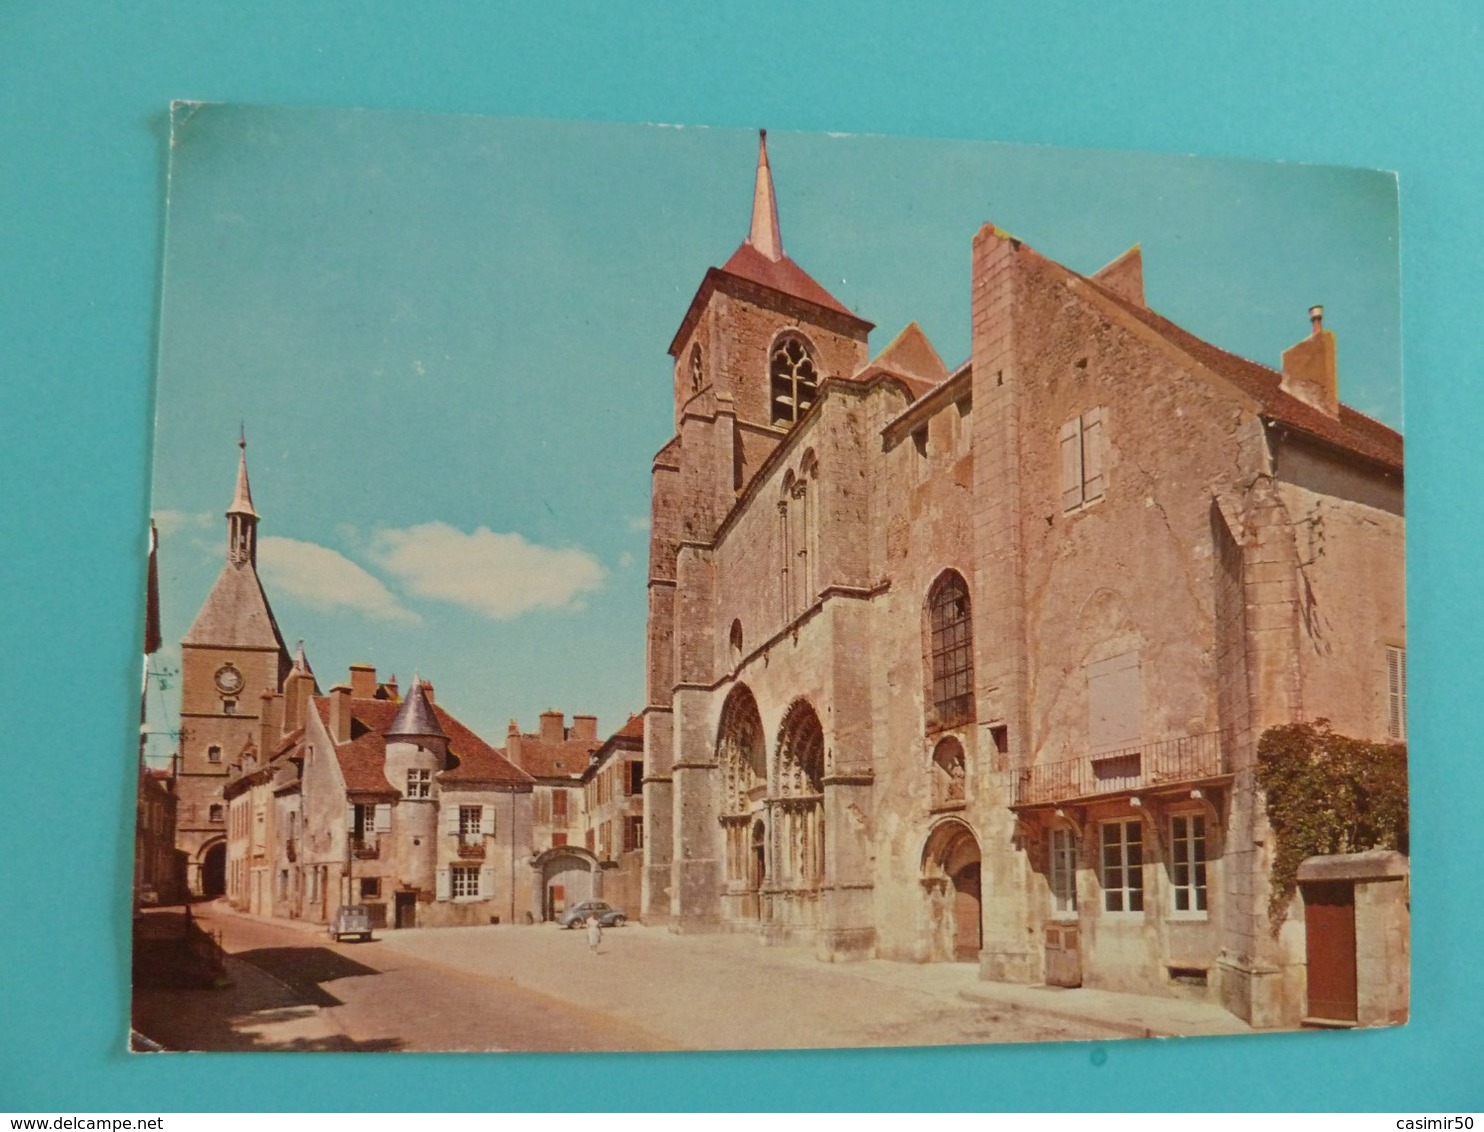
[610,916,626,927]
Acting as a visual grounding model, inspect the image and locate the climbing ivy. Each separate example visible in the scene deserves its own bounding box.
[1255,720,1408,929]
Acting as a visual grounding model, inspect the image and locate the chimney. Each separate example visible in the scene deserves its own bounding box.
[349,663,376,700]
[506,719,522,765]
[259,690,285,755]
[1280,305,1339,416]
[329,684,353,744]
[284,668,313,733]
[539,710,566,744]
[571,714,598,742]
[421,680,434,703]
[383,673,400,701]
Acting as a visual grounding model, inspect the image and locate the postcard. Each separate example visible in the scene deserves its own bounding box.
[132,105,1407,1052]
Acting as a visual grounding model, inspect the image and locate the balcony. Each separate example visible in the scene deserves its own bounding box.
[1012,731,1230,809]
[350,834,380,860]
[455,837,486,860]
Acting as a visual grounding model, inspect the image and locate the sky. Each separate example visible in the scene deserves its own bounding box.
[144,104,1402,764]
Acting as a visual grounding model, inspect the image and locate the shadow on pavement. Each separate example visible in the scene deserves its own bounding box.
[132,949,402,1052]
[234,946,381,1007]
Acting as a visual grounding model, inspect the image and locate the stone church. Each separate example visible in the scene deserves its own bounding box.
[642,132,1405,1027]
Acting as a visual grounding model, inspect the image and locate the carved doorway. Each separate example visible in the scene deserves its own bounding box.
[922,819,982,962]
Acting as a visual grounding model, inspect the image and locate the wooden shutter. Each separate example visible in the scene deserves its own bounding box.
[480,805,495,836]
[435,868,450,901]
[345,804,356,832]
[480,867,495,900]
[374,803,392,833]
[1081,407,1105,501]
[1387,647,1407,740]
[1088,652,1142,754]
[442,805,461,835]
[1059,418,1083,511]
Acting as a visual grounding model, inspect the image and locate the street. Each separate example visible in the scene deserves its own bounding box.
[132,902,1127,1052]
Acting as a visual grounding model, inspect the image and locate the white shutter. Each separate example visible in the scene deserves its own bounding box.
[1059,418,1083,511]
[1081,407,1105,501]
[374,803,392,833]
[480,867,495,900]
[480,805,495,836]
[443,804,461,835]
[436,867,450,901]
[1387,646,1407,740]
[345,804,356,832]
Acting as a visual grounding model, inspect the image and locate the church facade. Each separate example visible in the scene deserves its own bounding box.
[642,133,1405,1027]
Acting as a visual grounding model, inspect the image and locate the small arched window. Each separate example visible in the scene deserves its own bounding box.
[729,619,744,665]
[207,745,222,764]
[770,334,819,426]
[928,571,975,729]
[209,804,224,823]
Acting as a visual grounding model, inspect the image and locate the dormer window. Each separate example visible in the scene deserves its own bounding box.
[770,334,818,426]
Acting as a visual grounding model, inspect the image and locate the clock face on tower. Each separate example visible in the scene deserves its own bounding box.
[214,663,244,696]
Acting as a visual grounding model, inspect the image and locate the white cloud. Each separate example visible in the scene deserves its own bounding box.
[371,522,605,620]
[258,536,421,625]
[151,509,213,538]
[626,515,651,533]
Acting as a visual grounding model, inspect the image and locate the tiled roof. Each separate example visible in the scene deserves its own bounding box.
[313,697,533,792]
[510,736,601,781]
[182,561,291,656]
[385,678,446,739]
[1070,261,1403,472]
[719,241,859,322]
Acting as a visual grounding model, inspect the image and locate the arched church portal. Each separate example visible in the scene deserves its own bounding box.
[716,685,767,921]
[922,819,982,962]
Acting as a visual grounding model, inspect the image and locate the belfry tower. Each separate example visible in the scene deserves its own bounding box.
[642,132,873,923]
[175,433,292,896]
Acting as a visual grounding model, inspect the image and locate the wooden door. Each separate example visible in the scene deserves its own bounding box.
[1303,881,1358,1022]
[394,890,417,930]
[1045,923,1083,987]
[951,862,982,961]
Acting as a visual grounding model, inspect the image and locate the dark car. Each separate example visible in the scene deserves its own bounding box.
[557,900,626,929]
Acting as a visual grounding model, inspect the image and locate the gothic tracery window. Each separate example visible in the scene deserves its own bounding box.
[770,334,819,426]
[689,343,703,394]
[928,571,975,729]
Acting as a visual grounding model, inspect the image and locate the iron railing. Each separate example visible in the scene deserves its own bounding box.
[1014,730,1229,807]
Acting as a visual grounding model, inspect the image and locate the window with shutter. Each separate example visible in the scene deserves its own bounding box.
[1059,408,1108,512]
[1088,652,1141,755]
[1387,646,1407,741]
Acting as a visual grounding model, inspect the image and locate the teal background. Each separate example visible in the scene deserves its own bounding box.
[0,0,1477,1112]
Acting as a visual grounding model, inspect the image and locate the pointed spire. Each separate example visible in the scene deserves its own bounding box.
[385,674,446,740]
[293,640,312,675]
[228,426,258,519]
[747,129,783,262]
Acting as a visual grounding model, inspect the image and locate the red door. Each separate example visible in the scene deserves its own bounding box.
[1303,881,1358,1023]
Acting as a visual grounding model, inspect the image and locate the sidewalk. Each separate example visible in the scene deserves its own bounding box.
[188,900,1257,1048]
[956,979,1254,1039]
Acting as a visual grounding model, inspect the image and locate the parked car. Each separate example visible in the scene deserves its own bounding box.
[557,901,627,929]
[330,903,373,942]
